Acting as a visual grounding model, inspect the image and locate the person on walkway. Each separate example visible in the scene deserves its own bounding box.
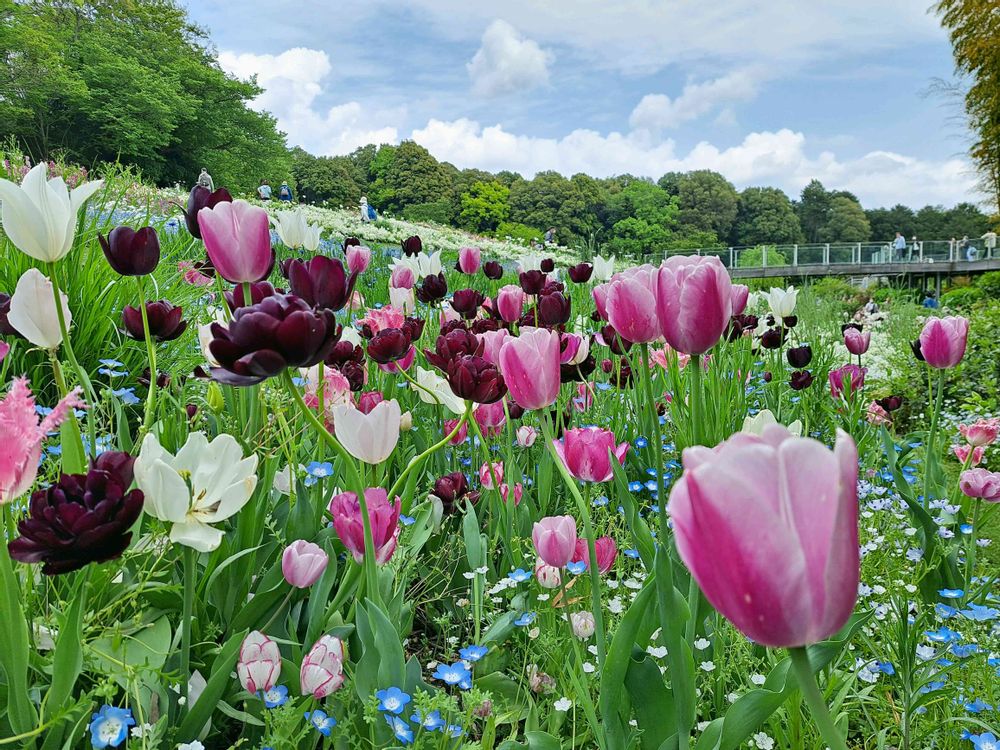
[981,230,997,259]
[909,236,919,262]
[360,196,371,223]
[922,291,939,309]
[257,180,272,201]
[961,235,975,261]
[277,181,294,202]
[544,227,556,245]
[197,168,214,192]
[893,232,906,260]
[864,297,879,315]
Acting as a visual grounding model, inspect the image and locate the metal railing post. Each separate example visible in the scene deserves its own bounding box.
[729,247,734,268]
[919,242,923,262]
[824,244,830,265]
[793,244,798,266]
[762,246,768,268]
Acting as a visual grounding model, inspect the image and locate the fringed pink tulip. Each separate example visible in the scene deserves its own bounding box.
[532,515,577,568]
[605,265,661,344]
[552,426,628,483]
[655,256,732,355]
[959,468,1000,502]
[237,631,281,694]
[918,316,969,369]
[572,536,617,574]
[300,635,346,698]
[1,377,84,503]
[281,540,329,588]
[953,444,984,466]
[498,327,561,410]
[959,418,999,447]
[668,425,859,648]
[329,488,401,564]
[197,200,274,284]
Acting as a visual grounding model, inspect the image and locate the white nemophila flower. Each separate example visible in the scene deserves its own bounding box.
[750,673,767,686]
[752,731,776,750]
[700,661,716,672]
[582,662,596,674]
[694,638,711,650]
[647,646,668,659]
[134,432,259,552]
[554,697,572,712]
[608,597,624,614]
[0,163,103,262]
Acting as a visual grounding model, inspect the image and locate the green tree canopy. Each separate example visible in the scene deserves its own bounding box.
[459,181,510,233]
[818,195,871,242]
[797,179,832,243]
[734,187,804,246]
[675,170,739,240]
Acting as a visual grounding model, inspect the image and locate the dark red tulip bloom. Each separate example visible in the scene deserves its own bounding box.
[186,403,199,420]
[759,327,785,350]
[326,340,364,367]
[519,270,547,295]
[876,395,903,412]
[541,279,565,296]
[8,452,144,575]
[339,361,366,391]
[225,281,282,311]
[432,471,480,515]
[416,273,448,304]
[598,324,632,355]
[401,235,423,256]
[451,289,486,319]
[403,316,425,341]
[538,292,571,326]
[841,323,863,334]
[470,317,501,334]
[286,256,357,312]
[343,236,362,250]
[726,313,758,341]
[367,328,412,363]
[789,370,814,390]
[446,355,507,403]
[99,226,161,276]
[483,261,503,280]
[910,340,925,362]
[786,344,813,368]
[209,294,341,386]
[507,401,525,420]
[138,368,171,388]
[782,316,798,328]
[568,263,594,283]
[182,185,233,239]
[424,329,483,370]
[561,354,596,383]
[439,319,468,336]
[763,371,773,383]
[540,258,555,273]
[123,301,187,342]
[0,293,22,338]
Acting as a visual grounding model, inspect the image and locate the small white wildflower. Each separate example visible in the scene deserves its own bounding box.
[554,697,572,712]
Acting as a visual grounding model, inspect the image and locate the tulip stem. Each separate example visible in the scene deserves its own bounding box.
[788,647,850,750]
[136,277,158,437]
[387,405,471,507]
[638,345,668,542]
[180,545,195,714]
[540,417,607,670]
[922,368,946,503]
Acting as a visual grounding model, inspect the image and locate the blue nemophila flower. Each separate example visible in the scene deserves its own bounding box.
[960,523,974,534]
[261,684,288,708]
[514,612,536,627]
[965,698,993,714]
[385,715,414,744]
[433,661,472,686]
[89,705,135,749]
[951,643,980,658]
[644,480,658,492]
[305,709,336,736]
[939,588,965,599]
[633,437,649,448]
[875,661,895,675]
[968,732,998,750]
[919,680,947,694]
[961,604,999,621]
[592,495,609,507]
[936,658,954,667]
[460,644,489,662]
[566,561,587,575]
[306,461,334,478]
[628,481,643,493]
[400,514,416,526]
[112,387,141,405]
[925,626,961,643]
[411,710,446,731]
[376,687,412,714]
[291,376,306,387]
[444,724,464,738]
[624,548,640,559]
[936,604,958,619]
[99,359,126,368]
[508,569,531,583]
[98,366,127,377]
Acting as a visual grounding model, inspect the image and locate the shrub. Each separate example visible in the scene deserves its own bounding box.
[495,221,544,245]
[402,199,452,224]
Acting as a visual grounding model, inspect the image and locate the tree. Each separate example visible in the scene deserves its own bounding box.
[368,141,452,214]
[733,187,803,246]
[866,205,917,241]
[508,171,598,244]
[675,170,739,240]
[818,195,871,242]
[605,180,679,257]
[459,181,510,233]
[797,180,832,243]
[291,149,365,207]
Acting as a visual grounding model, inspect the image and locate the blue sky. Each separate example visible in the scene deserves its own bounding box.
[182,0,978,208]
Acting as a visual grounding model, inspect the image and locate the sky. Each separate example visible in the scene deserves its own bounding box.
[181,0,979,209]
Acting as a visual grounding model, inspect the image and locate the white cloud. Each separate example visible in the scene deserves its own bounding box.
[629,70,763,131]
[467,20,553,97]
[218,48,401,155]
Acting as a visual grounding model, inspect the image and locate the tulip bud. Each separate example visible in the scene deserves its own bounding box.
[570,611,596,639]
[534,557,562,588]
[237,631,281,694]
[300,635,346,698]
[282,540,329,588]
[122,300,187,342]
[206,381,225,412]
[483,260,503,280]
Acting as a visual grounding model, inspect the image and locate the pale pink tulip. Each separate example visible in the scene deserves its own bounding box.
[390,265,415,289]
[300,635,346,698]
[237,631,281,694]
[532,515,577,568]
[478,329,511,366]
[498,327,561,410]
[197,200,273,283]
[458,247,482,274]
[655,255,732,355]
[843,328,871,356]
[606,265,660,344]
[346,245,372,275]
[496,285,524,323]
[473,400,506,437]
[331,400,400,464]
[571,536,618,574]
[959,468,1000,502]
[731,284,750,316]
[282,540,329,588]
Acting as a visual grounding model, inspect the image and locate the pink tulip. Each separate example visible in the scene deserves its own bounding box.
[668,425,859,648]
[532,515,577,568]
[378,345,415,374]
[552,426,629,483]
[474,400,506,437]
[918,316,969,369]
[828,364,866,399]
[444,418,468,445]
[731,284,750,316]
[592,283,610,321]
[843,328,871,356]
[458,247,482,274]
[357,391,385,414]
[479,461,504,490]
[390,265,415,289]
[953,444,985,466]
[606,265,661,344]
[560,333,589,366]
[346,245,371,275]
[516,425,537,447]
[534,556,562,588]
[571,536,617,574]
[958,418,1000,447]
[1,377,84,503]
[197,200,274,283]
[498,327,561,410]
[0,341,8,363]
[500,482,524,505]
[281,540,329,588]
[865,402,891,426]
[329,488,401,564]
[356,305,404,335]
[959,468,1000,502]
[300,635,346,698]
[237,631,281,694]
[478,329,511,365]
[496,285,525,323]
[655,256,732,355]
[331,400,400,464]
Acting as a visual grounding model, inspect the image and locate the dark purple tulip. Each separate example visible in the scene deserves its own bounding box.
[123,301,187,342]
[416,273,448,304]
[99,226,161,276]
[446,355,507,403]
[367,328,412,364]
[182,185,233,239]
[403,316,425,341]
[789,370,814,390]
[762,371,773,383]
[432,471,479,515]
[876,395,904,412]
[470,317,501,334]
[483,261,503,280]
[841,323,863,334]
[538,292,571,327]
[540,258,555,273]
[138,368,170,388]
[598,324,632,355]
[611,362,634,389]
[209,294,341,386]
[519,270,547,296]
[8,452,144,575]
[225,281,282,311]
[327,340,365,367]
[343,237,362,250]
[424,329,483,371]
[782,316,798,328]
[286,256,357,312]
[568,263,594,283]
[561,354,596,383]
[401,235,423,256]
[786,344,813,368]
[507,401,525,420]
[0,293,22,338]
[451,289,486,319]
[439,319,468,336]
[759,327,785,350]
[186,403,199,420]
[910,340,925,362]
[339,361,366,391]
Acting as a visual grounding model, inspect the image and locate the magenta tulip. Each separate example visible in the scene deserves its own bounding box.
[959,468,1000,502]
[655,256,732,355]
[843,328,871,356]
[917,316,969,369]
[458,247,482,274]
[198,200,274,283]
[828,364,866,399]
[478,328,511,365]
[300,635,346,698]
[731,284,750,316]
[552,426,629,483]
[605,265,661,344]
[329,488,401,564]
[498,327,561,410]
[532,515,577,568]
[571,536,617,574]
[237,631,281,694]
[281,540,329,588]
[668,425,859,648]
[496,285,525,323]
[346,245,372,275]
[592,283,610,321]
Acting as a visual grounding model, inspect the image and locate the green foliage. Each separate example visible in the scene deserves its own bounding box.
[675,170,739,241]
[940,286,985,308]
[496,221,544,244]
[738,245,787,267]
[974,270,1000,298]
[866,204,918,241]
[290,148,365,207]
[508,171,603,244]
[605,180,679,257]
[797,179,832,243]
[459,180,510,232]
[402,199,453,224]
[818,195,871,242]
[369,140,453,214]
[734,187,803,246]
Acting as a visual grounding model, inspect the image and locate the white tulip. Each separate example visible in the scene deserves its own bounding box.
[134,432,259,552]
[271,208,322,250]
[392,250,442,279]
[331,399,401,464]
[389,285,415,314]
[7,268,71,348]
[339,326,363,346]
[741,409,802,438]
[765,286,798,319]
[517,253,544,273]
[0,163,103,262]
[411,367,466,415]
[592,255,616,282]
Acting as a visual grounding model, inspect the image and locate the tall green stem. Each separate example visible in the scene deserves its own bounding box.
[788,647,849,750]
[387,405,470,504]
[136,277,158,436]
[922,368,946,502]
[180,545,195,712]
[638,345,667,542]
